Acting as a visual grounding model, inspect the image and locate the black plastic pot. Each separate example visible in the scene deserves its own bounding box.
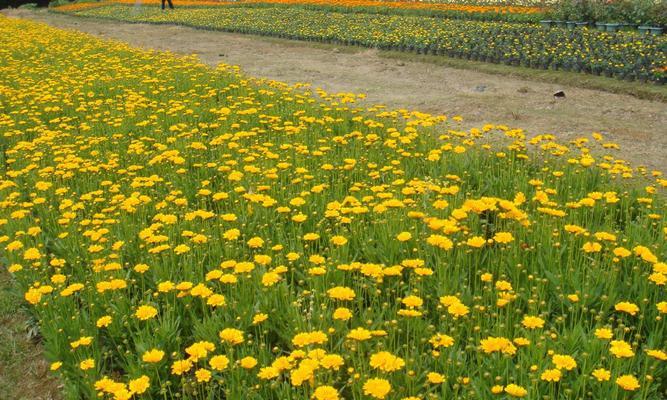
[575,22,590,28]
[649,27,664,35]
[605,23,621,32]
[539,20,553,28]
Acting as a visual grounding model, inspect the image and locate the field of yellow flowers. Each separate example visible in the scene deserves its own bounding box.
[0,14,666,400]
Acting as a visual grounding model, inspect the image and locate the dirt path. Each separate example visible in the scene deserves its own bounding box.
[3,9,667,171]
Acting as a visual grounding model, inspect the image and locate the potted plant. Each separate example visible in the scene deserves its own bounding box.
[639,2,666,35]
[591,0,608,30]
[550,3,568,27]
[638,25,651,34]
[568,0,592,26]
[540,19,554,28]
[648,26,664,34]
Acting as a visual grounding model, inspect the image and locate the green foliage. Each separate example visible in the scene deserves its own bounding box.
[549,0,666,26]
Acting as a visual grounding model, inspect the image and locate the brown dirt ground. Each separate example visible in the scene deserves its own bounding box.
[4,8,667,171]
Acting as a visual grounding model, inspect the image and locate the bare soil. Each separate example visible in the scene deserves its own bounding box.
[3,8,666,172]
[0,271,61,400]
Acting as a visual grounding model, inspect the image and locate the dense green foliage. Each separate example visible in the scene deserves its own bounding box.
[548,0,667,27]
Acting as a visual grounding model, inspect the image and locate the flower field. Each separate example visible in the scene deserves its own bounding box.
[61,4,667,83]
[1,13,667,400]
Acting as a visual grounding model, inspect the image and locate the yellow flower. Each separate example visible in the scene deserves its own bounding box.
[504,384,527,397]
[185,341,215,361]
[609,340,635,358]
[219,328,245,345]
[429,333,454,349]
[616,374,640,391]
[582,241,602,253]
[23,247,41,260]
[646,349,667,361]
[346,328,372,341]
[480,336,516,355]
[466,236,486,248]
[223,228,240,241]
[426,372,445,384]
[552,354,577,371]
[333,307,352,321]
[303,232,320,241]
[134,305,158,321]
[401,295,423,308]
[210,355,230,371]
[240,356,258,369]
[613,247,632,258]
[128,375,150,394]
[171,360,193,375]
[327,286,356,301]
[614,301,639,316]
[594,328,613,340]
[312,385,339,400]
[24,288,42,305]
[96,315,112,328]
[540,368,561,382]
[363,378,391,399]
[320,354,344,370]
[79,358,95,371]
[330,236,347,246]
[396,232,412,242]
[493,232,514,244]
[591,368,611,381]
[292,331,328,347]
[252,313,268,325]
[247,236,264,248]
[142,349,165,363]
[447,301,469,318]
[369,351,405,372]
[173,244,190,255]
[195,368,212,383]
[521,316,545,329]
[207,294,226,307]
[258,366,280,380]
[261,271,281,287]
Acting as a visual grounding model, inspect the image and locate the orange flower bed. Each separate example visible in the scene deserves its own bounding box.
[55,0,544,15]
[242,0,544,14]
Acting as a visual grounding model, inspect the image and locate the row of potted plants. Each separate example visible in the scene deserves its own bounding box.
[539,19,663,34]
[543,0,666,33]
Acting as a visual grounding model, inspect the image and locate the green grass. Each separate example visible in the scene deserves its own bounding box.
[0,271,61,400]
